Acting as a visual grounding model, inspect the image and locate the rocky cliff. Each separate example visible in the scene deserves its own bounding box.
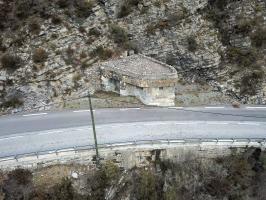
[0,0,265,112]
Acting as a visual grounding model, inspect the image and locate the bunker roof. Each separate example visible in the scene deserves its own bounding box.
[100,54,177,79]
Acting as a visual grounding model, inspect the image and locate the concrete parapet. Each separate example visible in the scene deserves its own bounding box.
[0,139,265,170]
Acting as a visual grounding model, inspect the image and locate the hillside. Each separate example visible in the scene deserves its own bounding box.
[0,0,265,111]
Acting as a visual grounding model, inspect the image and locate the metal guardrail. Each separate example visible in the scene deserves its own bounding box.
[0,138,265,163]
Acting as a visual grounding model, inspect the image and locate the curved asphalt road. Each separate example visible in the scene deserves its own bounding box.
[0,106,266,157]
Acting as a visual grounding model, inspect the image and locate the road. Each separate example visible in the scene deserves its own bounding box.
[0,106,266,157]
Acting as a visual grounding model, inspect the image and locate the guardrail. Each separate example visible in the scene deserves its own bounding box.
[0,138,265,163]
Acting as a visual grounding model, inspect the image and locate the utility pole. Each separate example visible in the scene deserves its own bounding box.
[88,92,100,166]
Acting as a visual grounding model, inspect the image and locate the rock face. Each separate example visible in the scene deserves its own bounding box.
[0,0,265,111]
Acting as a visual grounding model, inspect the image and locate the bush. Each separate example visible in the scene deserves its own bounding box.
[166,54,177,66]
[0,97,24,109]
[226,47,257,68]
[57,0,71,8]
[88,27,101,36]
[28,18,41,35]
[0,53,22,70]
[14,0,32,19]
[240,71,264,96]
[90,46,113,60]
[118,0,141,18]
[51,15,62,25]
[250,28,266,48]
[7,169,32,185]
[50,178,76,200]
[110,24,128,47]
[2,169,33,200]
[33,48,48,63]
[74,0,95,18]
[187,36,198,52]
[234,18,253,35]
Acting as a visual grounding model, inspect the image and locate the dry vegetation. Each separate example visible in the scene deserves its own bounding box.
[0,148,265,200]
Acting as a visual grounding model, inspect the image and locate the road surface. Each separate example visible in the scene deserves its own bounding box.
[0,106,266,157]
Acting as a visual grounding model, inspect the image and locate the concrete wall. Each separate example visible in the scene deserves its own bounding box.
[102,75,175,106]
[0,141,265,170]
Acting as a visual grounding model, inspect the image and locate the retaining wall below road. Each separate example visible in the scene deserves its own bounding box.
[0,139,265,170]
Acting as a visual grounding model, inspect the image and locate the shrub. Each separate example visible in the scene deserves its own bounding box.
[78,26,87,34]
[117,0,141,18]
[109,24,129,47]
[51,15,62,25]
[226,47,257,68]
[2,169,33,200]
[250,28,266,48]
[0,53,22,70]
[14,0,32,18]
[0,97,24,109]
[90,46,113,60]
[89,27,101,36]
[134,169,158,200]
[50,178,76,200]
[33,48,48,63]
[187,36,198,52]
[166,54,177,66]
[146,24,157,35]
[240,71,264,96]
[57,0,71,8]
[7,169,32,185]
[28,18,41,35]
[234,18,253,35]
[74,0,95,18]
[102,161,120,182]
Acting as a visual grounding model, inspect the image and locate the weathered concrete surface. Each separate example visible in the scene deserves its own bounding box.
[0,141,265,170]
[100,55,178,106]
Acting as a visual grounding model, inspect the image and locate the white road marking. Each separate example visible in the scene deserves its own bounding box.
[73,110,94,113]
[38,130,64,135]
[174,122,199,125]
[206,122,229,125]
[168,107,184,109]
[23,113,47,117]
[246,107,266,109]
[205,107,225,109]
[120,108,141,111]
[238,122,260,126]
[0,135,24,141]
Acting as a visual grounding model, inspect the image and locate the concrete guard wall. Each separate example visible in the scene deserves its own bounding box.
[0,141,265,170]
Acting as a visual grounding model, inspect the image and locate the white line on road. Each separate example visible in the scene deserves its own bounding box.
[23,113,48,117]
[174,122,199,125]
[120,108,141,111]
[206,122,229,125]
[168,107,184,109]
[246,107,266,109]
[0,135,24,141]
[238,122,260,126]
[205,107,225,109]
[38,130,64,135]
[73,110,94,113]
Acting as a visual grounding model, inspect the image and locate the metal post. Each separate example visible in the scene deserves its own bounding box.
[88,92,100,166]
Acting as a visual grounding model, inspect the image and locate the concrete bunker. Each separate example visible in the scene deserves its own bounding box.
[100,54,178,106]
